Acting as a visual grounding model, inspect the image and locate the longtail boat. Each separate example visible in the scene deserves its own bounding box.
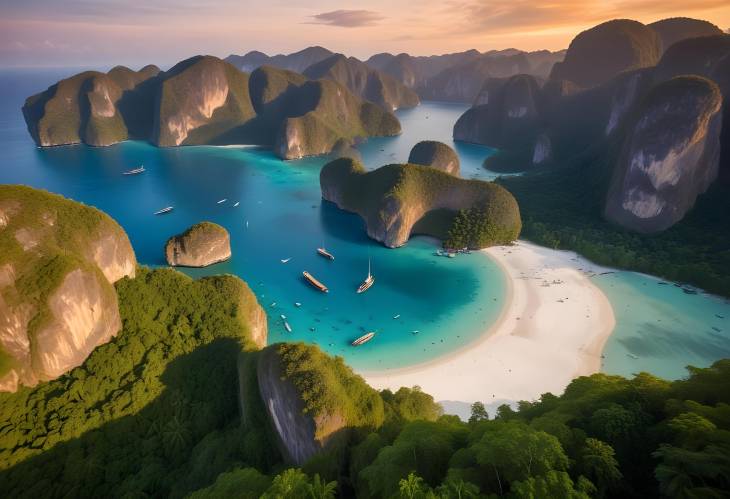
[303,271,328,293]
[352,332,375,346]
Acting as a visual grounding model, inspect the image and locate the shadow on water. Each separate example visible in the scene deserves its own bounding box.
[318,200,371,245]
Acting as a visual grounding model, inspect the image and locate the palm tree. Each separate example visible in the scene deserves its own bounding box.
[307,474,337,499]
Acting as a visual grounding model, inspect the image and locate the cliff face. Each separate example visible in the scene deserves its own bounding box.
[550,19,661,89]
[153,56,255,146]
[304,54,419,111]
[320,158,521,248]
[22,66,159,147]
[605,76,723,232]
[408,141,460,176]
[0,186,136,392]
[165,222,231,267]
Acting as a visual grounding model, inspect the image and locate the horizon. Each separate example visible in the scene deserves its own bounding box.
[1,0,730,69]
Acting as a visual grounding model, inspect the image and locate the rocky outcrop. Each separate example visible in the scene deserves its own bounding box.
[0,185,136,392]
[304,54,419,111]
[653,35,730,84]
[255,343,383,465]
[550,19,661,89]
[648,18,723,54]
[320,157,521,248]
[165,222,231,267]
[605,76,723,232]
[408,141,460,176]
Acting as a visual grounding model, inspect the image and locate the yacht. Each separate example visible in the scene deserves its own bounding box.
[303,271,328,293]
[233,202,240,207]
[217,198,227,204]
[357,259,375,294]
[317,247,335,260]
[281,258,292,263]
[284,321,292,333]
[154,206,173,215]
[352,332,375,346]
[123,165,145,175]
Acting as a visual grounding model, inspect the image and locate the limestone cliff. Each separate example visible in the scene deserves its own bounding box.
[550,19,661,89]
[165,222,231,267]
[605,76,723,232]
[408,141,460,176]
[255,343,383,465]
[320,157,521,248]
[0,185,136,392]
[648,18,723,54]
[304,54,419,111]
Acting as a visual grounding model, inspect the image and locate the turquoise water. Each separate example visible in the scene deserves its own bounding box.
[1,68,729,378]
[594,272,730,380]
[0,69,506,370]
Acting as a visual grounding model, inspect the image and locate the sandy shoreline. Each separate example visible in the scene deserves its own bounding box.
[360,241,616,410]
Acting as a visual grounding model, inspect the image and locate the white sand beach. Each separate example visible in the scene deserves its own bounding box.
[360,241,616,411]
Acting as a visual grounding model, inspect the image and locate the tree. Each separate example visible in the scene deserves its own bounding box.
[511,471,591,499]
[579,438,622,498]
[306,474,337,499]
[468,402,488,424]
[261,469,310,499]
[399,472,430,499]
[435,477,479,499]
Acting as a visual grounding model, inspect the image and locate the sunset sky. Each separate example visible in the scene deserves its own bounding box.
[1,0,729,68]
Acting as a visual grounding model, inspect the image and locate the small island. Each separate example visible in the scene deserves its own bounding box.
[165,222,232,267]
[407,140,461,176]
[320,156,521,248]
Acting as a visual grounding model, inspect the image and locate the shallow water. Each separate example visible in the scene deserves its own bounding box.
[1,68,729,378]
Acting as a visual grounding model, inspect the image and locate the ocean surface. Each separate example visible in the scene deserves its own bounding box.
[1,68,729,378]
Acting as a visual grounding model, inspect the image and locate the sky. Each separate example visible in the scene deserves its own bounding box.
[1,0,729,68]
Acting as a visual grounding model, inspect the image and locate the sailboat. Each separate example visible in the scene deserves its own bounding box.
[217,198,227,204]
[281,258,292,263]
[352,332,375,346]
[357,258,375,294]
[317,246,335,261]
[123,165,145,175]
[154,206,174,215]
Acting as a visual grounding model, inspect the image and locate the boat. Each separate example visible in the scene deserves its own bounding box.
[717,314,725,319]
[352,332,375,346]
[122,165,145,175]
[280,314,287,320]
[154,206,173,215]
[217,198,227,204]
[357,259,375,294]
[627,353,639,359]
[284,321,292,333]
[303,271,328,293]
[233,202,240,207]
[281,258,292,263]
[393,314,400,319]
[295,302,302,307]
[317,247,335,261]
[447,252,456,258]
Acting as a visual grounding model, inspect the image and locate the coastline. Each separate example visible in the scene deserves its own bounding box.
[360,240,616,408]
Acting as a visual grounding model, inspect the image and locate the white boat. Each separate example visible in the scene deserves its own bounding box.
[217,198,227,204]
[233,202,240,207]
[123,165,145,175]
[284,321,292,333]
[352,332,375,346]
[280,314,287,320]
[317,247,335,261]
[295,302,301,307]
[270,302,276,307]
[245,221,249,228]
[393,314,400,319]
[357,259,374,294]
[154,206,173,215]
[281,258,292,263]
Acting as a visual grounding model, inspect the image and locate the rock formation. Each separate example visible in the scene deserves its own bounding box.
[0,185,136,392]
[225,46,335,73]
[648,18,723,54]
[550,19,661,89]
[23,55,401,160]
[604,76,723,232]
[255,343,383,465]
[303,54,419,111]
[320,157,521,248]
[165,222,231,267]
[408,141,460,176]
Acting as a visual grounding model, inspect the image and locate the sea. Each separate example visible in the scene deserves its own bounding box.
[1,68,728,379]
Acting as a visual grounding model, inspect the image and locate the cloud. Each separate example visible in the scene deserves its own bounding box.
[309,9,384,28]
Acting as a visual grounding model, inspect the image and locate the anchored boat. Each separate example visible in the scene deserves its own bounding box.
[303,271,329,293]
[317,247,335,260]
[123,165,145,175]
[154,206,174,215]
[357,258,375,294]
[352,332,375,346]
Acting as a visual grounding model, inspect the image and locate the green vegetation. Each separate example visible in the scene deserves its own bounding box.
[273,342,385,434]
[320,157,521,248]
[498,137,730,297]
[0,268,270,497]
[407,141,460,175]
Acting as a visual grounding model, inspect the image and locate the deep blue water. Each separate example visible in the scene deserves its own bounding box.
[0,68,505,370]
